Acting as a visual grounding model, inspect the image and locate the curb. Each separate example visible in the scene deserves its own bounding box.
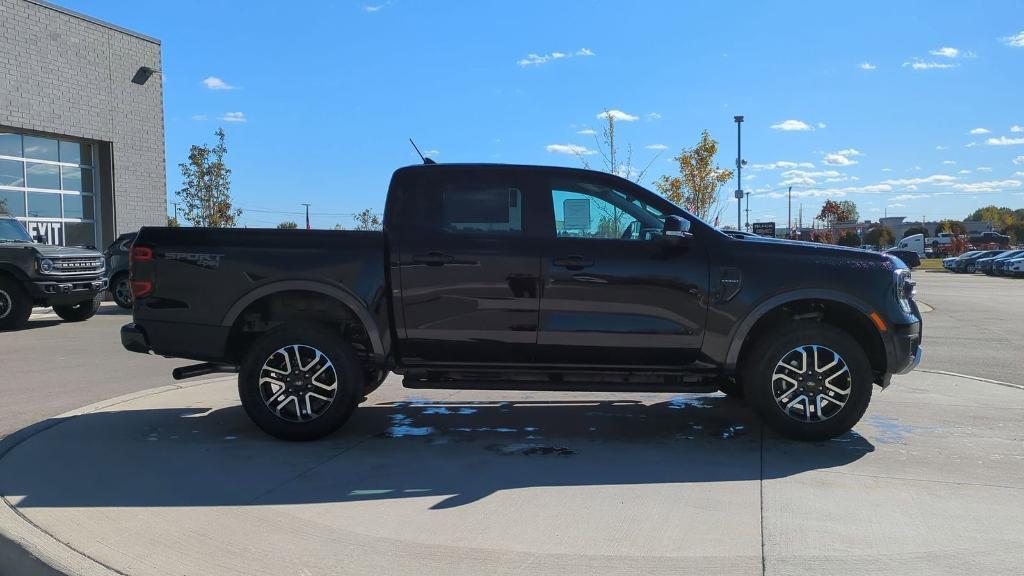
[916,369,1024,391]
[0,377,235,576]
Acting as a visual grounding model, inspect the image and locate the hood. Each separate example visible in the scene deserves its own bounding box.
[23,243,103,258]
[739,235,898,269]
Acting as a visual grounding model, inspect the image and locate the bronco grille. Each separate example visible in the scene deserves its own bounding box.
[51,258,105,275]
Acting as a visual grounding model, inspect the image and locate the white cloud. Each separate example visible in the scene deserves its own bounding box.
[782,169,841,179]
[191,114,207,121]
[902,59,957,70]
[220,112,246,122]
[576,129,596,135]
[881,168,893,172]
[750,161,814,170]
[952,179,1022,192]
[893,194,930,201]
[546,144,595,155]
[888,203,906,208]
[930,47,960,58]
[202,76,234,90]
[766,183,892,199]
[859,62,877,70]
[364,4,383,12]
[969,127,991,134]
[1013,156,1024,165]
[645,112,662,121]
[817,122,827,129]
[822,149,861,166]
[959,169,972,174]
[965,142,978,148]
[1016,171,1024,177]
[770,119,812,131]
[1002,31,1024,47]
[597,109,639,122]
[976,166,993,172]
[942,160,957,165]
[986,136,1024,146]
[882,174,957,186]
[936,145,948,150]
[1011,125,1024,133]
[518,48,594,67]
[644,144,668,150]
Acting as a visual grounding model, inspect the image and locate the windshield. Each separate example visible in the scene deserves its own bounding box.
[0,218,33,243]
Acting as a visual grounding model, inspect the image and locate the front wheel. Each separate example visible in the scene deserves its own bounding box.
[965,263,976,273]
[53,296,101,322]
[0,277,32,331]
[238,324,363,441]
[741,322,873,441]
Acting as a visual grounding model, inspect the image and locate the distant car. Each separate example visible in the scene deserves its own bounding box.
[942,256,959,271]
[886,249,921,269]
[103,232,136,308]
[954,250,1004,273]
[968,231,1011,246]
[1006,257,1024,278]
[991,250,1024,276]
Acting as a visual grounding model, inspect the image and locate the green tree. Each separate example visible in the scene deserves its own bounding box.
[836,230,861,247]
[1002,222,1024,244]
[653,130,734,222]
[353,209,382,231]
[176,128,240,227]
[277,221,299,229]
[864,225,895,248]
[903,226,929,238]
[837,200,859,222]
[966,206,1016,230]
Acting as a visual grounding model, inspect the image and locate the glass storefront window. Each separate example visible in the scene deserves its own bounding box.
[27,192,62,218]
[0,159,24,187]
[26,162,60,190]
[61,166,93,193]
[22,136,59,162]
[59,141,92,166]
[0,190,26,217]
[62,194,94,219]
[0,133,22,157]
[64,222,96,248]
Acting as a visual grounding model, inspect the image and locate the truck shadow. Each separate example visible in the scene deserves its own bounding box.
[1,396,874,510]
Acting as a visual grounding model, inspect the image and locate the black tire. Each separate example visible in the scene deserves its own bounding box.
[741,321,873,441]
[238,324,363,441]
[362,370,388,396]
[53,296,101,322]
[110,273,133,309]
[965,263,976,273]
[0,277,32,331]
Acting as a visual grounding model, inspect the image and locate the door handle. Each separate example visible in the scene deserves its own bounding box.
[552,255,594,270]
[412,252,454,266]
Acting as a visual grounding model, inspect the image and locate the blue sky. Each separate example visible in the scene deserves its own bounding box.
[62,0,1024,229]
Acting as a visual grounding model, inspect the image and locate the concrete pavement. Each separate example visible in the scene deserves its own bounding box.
[2,370,1022,576]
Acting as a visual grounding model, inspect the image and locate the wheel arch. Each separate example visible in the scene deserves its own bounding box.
[727,290,890,378]
[221,280,386,364]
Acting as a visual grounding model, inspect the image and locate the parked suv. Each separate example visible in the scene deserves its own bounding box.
[103,232,137,308]
[954,250,1003,273]
[0,215,107,330]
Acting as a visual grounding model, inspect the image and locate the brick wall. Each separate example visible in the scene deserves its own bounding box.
[0,0,165,236]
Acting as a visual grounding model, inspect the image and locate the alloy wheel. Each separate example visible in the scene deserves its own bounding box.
[114,279,133,306]
[258,344,339,422]
[0,289,11,319]
[771,345,852,422]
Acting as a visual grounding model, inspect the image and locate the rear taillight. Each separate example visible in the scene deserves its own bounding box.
[131,280,153,298]
[130,245,153,263]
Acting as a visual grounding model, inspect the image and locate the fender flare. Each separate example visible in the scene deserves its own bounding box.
[221,280,385,362]
[724,289,891,371]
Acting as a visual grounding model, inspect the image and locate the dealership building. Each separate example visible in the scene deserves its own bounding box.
[0,0,165,249]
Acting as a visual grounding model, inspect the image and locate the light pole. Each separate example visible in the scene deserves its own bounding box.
[302,203,311,230]
[734,116,744,230]
[787,187,792,238]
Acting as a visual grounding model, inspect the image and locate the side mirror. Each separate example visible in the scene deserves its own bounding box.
[662,215,692,246]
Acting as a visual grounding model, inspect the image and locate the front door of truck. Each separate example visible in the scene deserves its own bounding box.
[535,172,709,368]
[394,168,542,365]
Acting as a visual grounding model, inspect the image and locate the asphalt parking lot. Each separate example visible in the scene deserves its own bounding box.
[1,270,1022,575]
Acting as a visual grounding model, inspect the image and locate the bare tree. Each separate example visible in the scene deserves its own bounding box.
[352,209,382,231]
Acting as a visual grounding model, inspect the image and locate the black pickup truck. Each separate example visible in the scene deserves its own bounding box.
[1,215,107,330]
[122,164,922,441]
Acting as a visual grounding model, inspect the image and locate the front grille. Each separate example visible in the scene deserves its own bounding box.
[51,258,105,275]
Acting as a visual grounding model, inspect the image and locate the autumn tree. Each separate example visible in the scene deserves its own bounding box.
[277,221,299,229]
[176,128,241,227]
[353,209,382,231]
[836,231,861,247]
[864,225,895,248]
[167,216,180,227]
[966,206,1016,230]
[654,130,734,222]
[936,220,966,235]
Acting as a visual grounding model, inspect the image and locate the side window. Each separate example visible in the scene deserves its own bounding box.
[550,178,665,241]
[441,185,522,234]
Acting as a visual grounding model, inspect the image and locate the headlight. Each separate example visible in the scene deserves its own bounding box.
[39,258,54,273]
[895,269,915,313]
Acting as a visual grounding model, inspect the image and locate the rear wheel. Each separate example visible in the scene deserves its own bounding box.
[53,296,101,322]
[111,273,133,309]
[742,322,873,441]
[238,324,363,441]
[0,277,32,331]
[965,263,976,273]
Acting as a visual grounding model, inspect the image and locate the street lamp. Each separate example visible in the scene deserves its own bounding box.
[734,115,744,230]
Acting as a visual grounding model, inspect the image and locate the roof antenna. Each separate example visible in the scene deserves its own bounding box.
[409,138,437,165]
